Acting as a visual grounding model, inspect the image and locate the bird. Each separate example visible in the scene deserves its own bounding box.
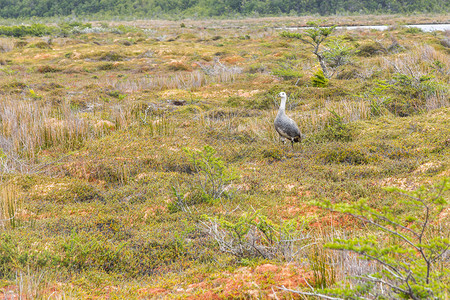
[274,92,302,148]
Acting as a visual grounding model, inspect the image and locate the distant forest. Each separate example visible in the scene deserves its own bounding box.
[0,0,448,19]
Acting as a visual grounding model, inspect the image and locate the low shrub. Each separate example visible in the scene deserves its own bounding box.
[272,67,303,80]
[60,230,128,273]
[41,180,103,203]
[184,145,238,203]
[245,63,266,74]
[318,143,372,165]
[315,110,353,142]
[225,95,246,107]
[167,61,191,71]
[404,26,423,34]
[0,24,54,37]
[37,65,59,73]
[261,146,285,161]
[311,69,328,87]
[30,41,51,49]
[356,42,386,57]
[302,179,450,299]
[200,211,306,260]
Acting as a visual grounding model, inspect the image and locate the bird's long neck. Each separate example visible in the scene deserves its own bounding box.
[278,95,287,114]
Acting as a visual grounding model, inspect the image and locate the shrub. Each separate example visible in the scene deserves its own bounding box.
[319,144,370,165]
[272,67,303,80]
[100,51,124,61]
[97,63,116,70]
[373,73,445,116]
[37,65,59,73]
[0,24,54,37]
[0,233,18,277]
[323,39,354,75]
[30,41,51,49]
[311,69,329,87]
[281,21,336,78]
[315,110,353,142]
[356,42,386,57]
[14,40,27,48]
[200,211,306,260]
[42,180,103,203]
[225,95,246,107]
[249,84,300,109]
[183,145,237,203]
[245,63,266,74]
[60,230,128,273]
[440,38,450,48]
[261,145,284,161]
[404,26,423,34]
[167,61,191,71]
[289,179,450,299]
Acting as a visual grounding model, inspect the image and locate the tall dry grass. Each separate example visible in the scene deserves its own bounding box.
[0,99,90,162]
[0,97,129,172]
[382,44,449,77]
[245,98,371,144]
[0,37,14,52]
[0,181,20,229]
[296,99,370,135]
[106,62,243,92]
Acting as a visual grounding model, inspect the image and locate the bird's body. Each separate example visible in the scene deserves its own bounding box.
[274,92,302,147]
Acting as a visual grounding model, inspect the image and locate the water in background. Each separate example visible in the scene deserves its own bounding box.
[281,24,450,32]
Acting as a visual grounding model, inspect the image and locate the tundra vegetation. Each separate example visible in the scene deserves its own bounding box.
[0,15,449,299]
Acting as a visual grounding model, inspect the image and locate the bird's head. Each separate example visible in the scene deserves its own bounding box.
[279,92,287,98]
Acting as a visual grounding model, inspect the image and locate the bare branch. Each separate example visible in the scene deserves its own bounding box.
[277,285,345,300]
[347,212,420,252]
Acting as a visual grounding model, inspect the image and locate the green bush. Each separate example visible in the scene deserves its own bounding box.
[372,73,446,116]
[30,41,51,49]
[311,69,329,87]
[60,230,128,273]
[249,84,300,109]
[272,67,303,80]
[245,63,266,74]
[225,95,246,107]
[404,26,423,34]
[0,24,54,37]
[315,110,353,142]
[183,145,238,203]
[0,233,17,277]
[302,179,450,299]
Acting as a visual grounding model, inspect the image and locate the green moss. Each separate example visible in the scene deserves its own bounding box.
[261,145,284,161]
[272,68,303,80]
[41,180,103,204]
[318,143,374,165]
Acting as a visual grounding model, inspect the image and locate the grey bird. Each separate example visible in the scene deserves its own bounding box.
[274,92,302,148]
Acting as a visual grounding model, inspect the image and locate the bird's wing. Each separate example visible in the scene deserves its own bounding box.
[284,117,301,137]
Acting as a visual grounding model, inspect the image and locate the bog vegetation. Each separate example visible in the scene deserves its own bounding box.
[0,14,448,298]
[0,0,449,19]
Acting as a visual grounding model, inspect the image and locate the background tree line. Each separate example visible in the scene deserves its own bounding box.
[0,0,448,19]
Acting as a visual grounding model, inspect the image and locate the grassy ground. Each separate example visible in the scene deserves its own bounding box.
[0,15,449,298]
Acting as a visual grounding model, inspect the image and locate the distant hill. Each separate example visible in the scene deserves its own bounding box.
[0,0,448,19]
